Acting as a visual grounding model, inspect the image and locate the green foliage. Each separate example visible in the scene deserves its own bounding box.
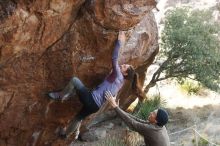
[134,95,166,120]
[97,137,125,146]
[192,138,195,143]
[180,79,202,95]
[198,138,209,146]
[155,8,220,92]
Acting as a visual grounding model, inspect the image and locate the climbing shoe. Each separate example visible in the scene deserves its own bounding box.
[48,92,64,100]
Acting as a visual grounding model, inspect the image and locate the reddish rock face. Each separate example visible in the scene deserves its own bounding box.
[0,0,158,145]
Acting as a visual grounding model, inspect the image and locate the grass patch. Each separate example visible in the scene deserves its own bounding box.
[198,137,209,146]
[180,80,202,95]
[97,137,126,146]
[124,130,144,146]
[134,95,166,120]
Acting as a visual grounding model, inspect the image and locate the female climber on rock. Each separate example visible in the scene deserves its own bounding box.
[47,31,145,140]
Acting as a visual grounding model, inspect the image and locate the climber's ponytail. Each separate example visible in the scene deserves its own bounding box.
[124,66,146,102]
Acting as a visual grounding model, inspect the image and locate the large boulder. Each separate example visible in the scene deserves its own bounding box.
[0,0,159,145]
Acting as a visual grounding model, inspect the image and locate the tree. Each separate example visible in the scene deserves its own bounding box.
[144,8,220,93]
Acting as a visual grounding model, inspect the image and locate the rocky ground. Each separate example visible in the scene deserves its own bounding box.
[59,103,220,146]
[8,100,216,146]
[168,105,220,146]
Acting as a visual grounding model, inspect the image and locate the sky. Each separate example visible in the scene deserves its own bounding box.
[154,0,219,24]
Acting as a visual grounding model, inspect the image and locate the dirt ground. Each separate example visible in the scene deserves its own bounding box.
[167,104,220,146]
[67,104,219,146]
